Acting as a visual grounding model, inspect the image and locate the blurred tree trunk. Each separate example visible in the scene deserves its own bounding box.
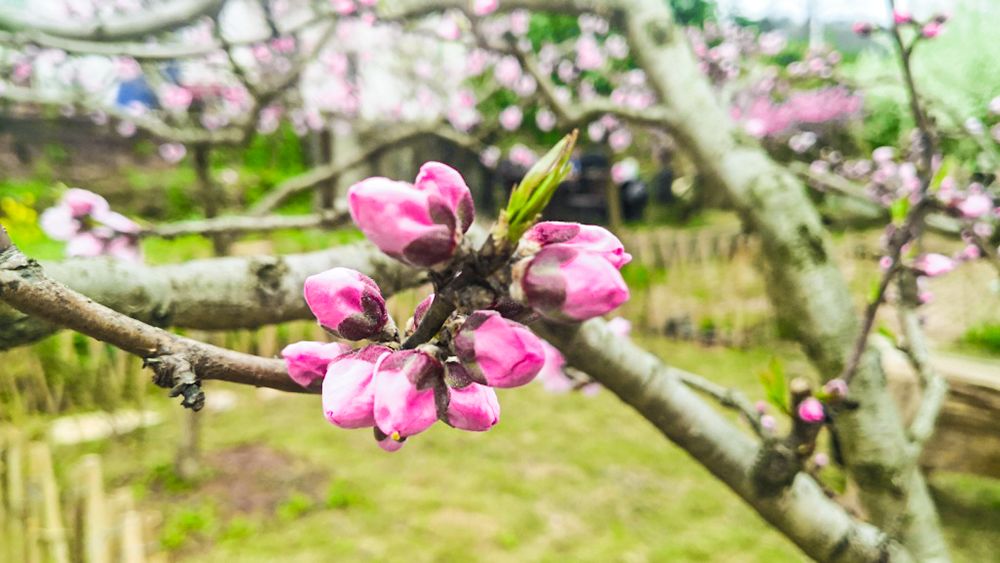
[193,144,229,255]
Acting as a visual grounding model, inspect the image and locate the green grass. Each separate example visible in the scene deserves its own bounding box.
[40,338,998,562]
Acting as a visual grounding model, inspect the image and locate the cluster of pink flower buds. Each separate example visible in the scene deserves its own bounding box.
[284,158,632,451]
[39,188,142,262]
[284,270,507,451]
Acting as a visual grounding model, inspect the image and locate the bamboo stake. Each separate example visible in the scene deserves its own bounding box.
[29,442,70,563]
[5,430,26,563]
[76,455,110,563]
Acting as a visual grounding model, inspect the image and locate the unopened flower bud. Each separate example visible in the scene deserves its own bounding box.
[823,378,848,400]
[760,414,776,431]
[445,381,500,431]
[921,21,942,38]
[304,268,391,340]
[813,452,830,468]
[348,162,473,268]
[797,397,825,423]
[913,253,955,277]
[322,345,392,429]
[522,221,632,269]
[957,193,992,219]
[414,162,475,233]
[281,340,352,388]
[453,310,545,388]
[512,245,630,322]
[373,350,443,441]
[852,22,873,36]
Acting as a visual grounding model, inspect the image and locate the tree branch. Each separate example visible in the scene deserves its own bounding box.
[896,276,948,451]
[0,0,226,40]
[249,123,458,214]
[0,85,247,145]
[140,209,351,239]
[501,33,675,129]
[0,220,912,560]
[0,237,421,351]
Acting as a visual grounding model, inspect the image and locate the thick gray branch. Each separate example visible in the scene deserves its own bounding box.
[0,240,305,394]
[141,209,350,239]
[0,240,420,350]
[0,85,246,144]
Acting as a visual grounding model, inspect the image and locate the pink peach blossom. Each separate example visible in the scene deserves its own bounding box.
[304,268,390,340]
[522,221,632,269]
[282,341,352,387]
[445,380,500,431]
[473,0,499,16]
[797,397,825,423]
[453,310,545,388]
[514,245,630,322]
[348,166,470,267]
[373,350,442,442]
[913,253,955,277]
[323,345,392,429]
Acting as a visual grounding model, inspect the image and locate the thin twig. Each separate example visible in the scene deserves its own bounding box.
[675,369,765,437]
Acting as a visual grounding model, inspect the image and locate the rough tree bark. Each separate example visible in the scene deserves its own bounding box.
[0,241,419,350]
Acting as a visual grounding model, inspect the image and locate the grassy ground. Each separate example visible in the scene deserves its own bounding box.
[49,338,999,563]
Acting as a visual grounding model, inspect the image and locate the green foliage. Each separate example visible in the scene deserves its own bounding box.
[325,478,368,509]
[669,0,716,27]
[503,132,577,241]
[160,503,218,551]
[219,517,258,543]
[758,357,790,414]
[960,323,1000,356]
[276,491,316,521]
[148,462,198,494]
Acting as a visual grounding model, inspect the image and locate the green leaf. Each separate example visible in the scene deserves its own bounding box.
[867,278,882,302]
[929,156,956,192]
[890,196,910,225]
[758,357,790,415]
[503,130,578,242]
[876,324,897,342]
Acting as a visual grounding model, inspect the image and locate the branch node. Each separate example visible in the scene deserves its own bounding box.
[146,353,205,411]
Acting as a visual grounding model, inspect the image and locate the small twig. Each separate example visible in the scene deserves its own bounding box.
[895,273,948,453]
[841,4,941,385]
[141,209,350,239]
[675,369,765,437]
[249,123,451,215]
[499,31,675,129]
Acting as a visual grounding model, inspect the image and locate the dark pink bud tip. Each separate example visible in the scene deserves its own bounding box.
[304,268,388,340]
